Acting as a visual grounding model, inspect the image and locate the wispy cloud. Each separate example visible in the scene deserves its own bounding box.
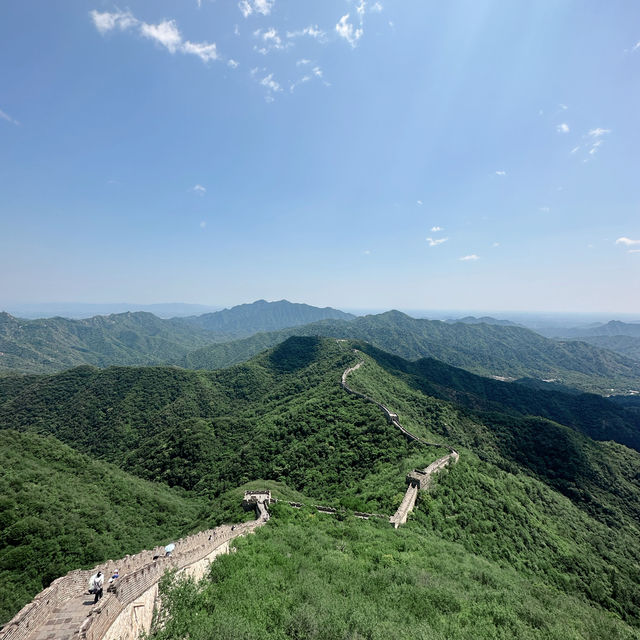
[192,184,206,194]
[416,200,423,206]
[253,27,289,54]
[0,108,19,126]
[588,128,611,138]
[556,123,570,133]
[616,237,640,247]
[286,25,326,41]
[426,237,448,247]
[539,206,550,213]
[632,41,640,52]
[239,0,274,18]
[296,58,311,66]
[91,10,221,63]
[459,254,479,261]
[90,9,137,34]
[430,226,442,232]
[495,170,506,176]
[200,220,207,228]
[370,2,383,12]
[336,14,363,47]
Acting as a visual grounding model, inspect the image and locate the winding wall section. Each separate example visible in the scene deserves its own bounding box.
[341,352,459,527]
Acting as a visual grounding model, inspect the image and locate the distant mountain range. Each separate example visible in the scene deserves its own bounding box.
[0,300,353,374]
[535,320,640,362]
[179,310,640,394]
[2,302,639,395]
[173,299,354,338]
[0,302,222,319]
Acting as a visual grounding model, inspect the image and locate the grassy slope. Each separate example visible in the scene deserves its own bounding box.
[149,504,638,640]
[0,430,208,625]
[178,312,640,394]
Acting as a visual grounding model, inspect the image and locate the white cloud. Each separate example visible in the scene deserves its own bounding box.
[239,0,274,18]
[556,123,570,133]
[363,249,371,255]
[416,200,423,205]
[192,184,206,194]
[559,103,568,110]
[370,2,383,12]
[228,59,239,68]
[182,40,219,62]
[91,10,222,65]
[430,226,442,232]
[253,27,288,54]
[588,128,611,138]
[297,58,311,66]
[90,9,137,34]
[630,249,640,253]
[492,242,500,248]
[632,41,640,52]
[287,25,325,40]
[459,254,479,261]
[570,146,580,154]
[0,108,19,126]
[336,14,363,47]
[539,206,550,212]
[495,170,506,176]
[426,237,448,247]
[140,19,182,53]
[616,237,640,247]
[260,73,282,99]
[200,220,207,228]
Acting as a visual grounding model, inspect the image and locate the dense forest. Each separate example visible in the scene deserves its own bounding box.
[1,336,640,633]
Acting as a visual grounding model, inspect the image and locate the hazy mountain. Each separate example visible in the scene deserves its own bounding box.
[537,320,640,339]
[446,315,520,326]
[177,310,640,394]
[173,299,355,337]
[0,300,354,374]
[0,311,215,373]
[1,302,221,319]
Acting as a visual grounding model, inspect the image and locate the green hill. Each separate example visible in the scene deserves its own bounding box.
[0,429,207,625]
[178,311,640,394]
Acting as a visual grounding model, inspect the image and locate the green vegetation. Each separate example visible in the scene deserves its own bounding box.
[0,430,207,624]
[178,311,640,394]
[0,311,215,374]
[3,336,640,633]
[149,504,638,640]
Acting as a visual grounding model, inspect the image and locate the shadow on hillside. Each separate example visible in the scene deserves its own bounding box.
[267,336,322,372]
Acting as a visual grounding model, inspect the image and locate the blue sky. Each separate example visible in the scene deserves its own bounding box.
[1,0,639,313]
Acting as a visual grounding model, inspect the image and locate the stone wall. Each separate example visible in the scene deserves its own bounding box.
[0,514,266,640]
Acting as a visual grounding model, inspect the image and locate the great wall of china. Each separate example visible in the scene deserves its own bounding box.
[340,352,458,527]
[1,353,457,640]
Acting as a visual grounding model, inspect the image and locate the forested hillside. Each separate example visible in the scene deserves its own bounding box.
[0,311,214,374]
[178,311,640,394]
[2,337,640,631]
[0,430,207,624]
